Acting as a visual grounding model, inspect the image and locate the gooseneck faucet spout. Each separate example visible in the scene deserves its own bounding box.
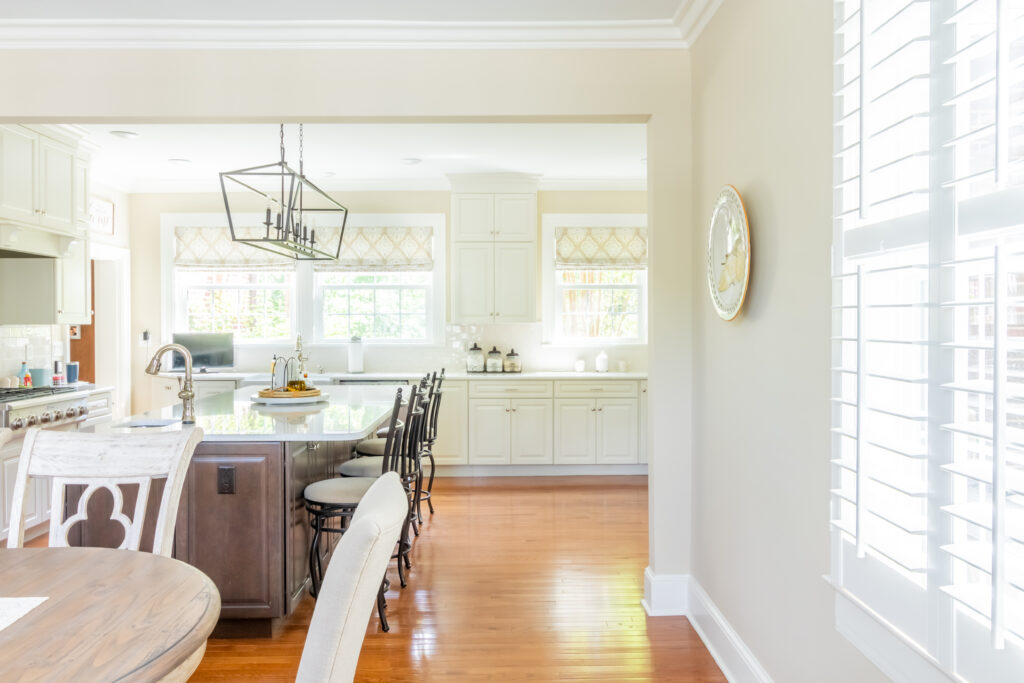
[144,343,196,424]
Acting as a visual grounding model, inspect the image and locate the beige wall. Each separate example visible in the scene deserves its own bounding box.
[690,1,884,681]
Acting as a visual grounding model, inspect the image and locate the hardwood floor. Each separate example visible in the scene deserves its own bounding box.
[190,475,724,682]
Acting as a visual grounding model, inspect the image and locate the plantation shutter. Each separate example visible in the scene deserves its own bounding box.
[831,1,1024,679]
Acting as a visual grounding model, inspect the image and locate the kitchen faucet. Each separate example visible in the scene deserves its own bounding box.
[144,343,196,424]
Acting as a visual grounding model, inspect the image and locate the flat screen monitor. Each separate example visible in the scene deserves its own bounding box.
[171,333,234,371]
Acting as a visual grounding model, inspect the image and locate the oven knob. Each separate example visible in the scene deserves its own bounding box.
[26,415,37,427]
[10,417,24,431]
[79,406,89,416]
[65,408,76,419]
[39,412,52,424]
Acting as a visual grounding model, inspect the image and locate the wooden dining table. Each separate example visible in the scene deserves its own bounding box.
[0,547,220,682]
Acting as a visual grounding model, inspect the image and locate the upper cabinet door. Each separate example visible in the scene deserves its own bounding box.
[451,243,494,324]
[74,157,90,230]
[493,194,536,242]
[57,236,90,325]
[38,139,76,235]
[452,194,495,241]
[0,126,37,225]
[493,243,536,322]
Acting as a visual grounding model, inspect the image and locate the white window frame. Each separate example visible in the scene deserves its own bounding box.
[160,212,446,350]
[540,213,648,346]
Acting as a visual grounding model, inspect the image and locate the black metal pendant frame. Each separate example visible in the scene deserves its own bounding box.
[220,159,348,261]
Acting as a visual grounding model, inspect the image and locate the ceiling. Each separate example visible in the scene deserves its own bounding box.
[78,123,648,194]
[0,1,722,49]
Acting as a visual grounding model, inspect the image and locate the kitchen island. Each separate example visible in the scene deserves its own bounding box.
[82,384,400,636]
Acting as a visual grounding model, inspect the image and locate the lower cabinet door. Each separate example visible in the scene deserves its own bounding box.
[553,399,596,464]
[468,399,510,464]
[432,381,468,465]
[509,399,552,465]
[596,399,639,464]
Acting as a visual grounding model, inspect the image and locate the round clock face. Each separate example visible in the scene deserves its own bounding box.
[706,185,750,321]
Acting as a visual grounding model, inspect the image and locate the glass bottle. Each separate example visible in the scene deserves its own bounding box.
[486,346,503,373]
[503,349,522,373]
[466,343,485,373]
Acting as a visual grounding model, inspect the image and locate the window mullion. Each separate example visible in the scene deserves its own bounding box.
[927,0,958,666]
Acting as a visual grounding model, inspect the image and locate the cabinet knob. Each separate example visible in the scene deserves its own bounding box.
[57,309,63,315]
[495,312,501,316]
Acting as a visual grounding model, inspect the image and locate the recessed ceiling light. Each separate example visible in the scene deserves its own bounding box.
[168,158,192,166]
[108,130,138,140]
[401,157,422,166]
[319,171,336,178]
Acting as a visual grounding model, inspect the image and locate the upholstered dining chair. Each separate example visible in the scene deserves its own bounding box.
[6,426,204,556]
[296,471,408,683]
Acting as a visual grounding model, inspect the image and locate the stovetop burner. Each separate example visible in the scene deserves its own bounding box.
[0,386,78,403]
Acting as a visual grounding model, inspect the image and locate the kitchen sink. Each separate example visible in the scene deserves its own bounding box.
[116,418,180,429]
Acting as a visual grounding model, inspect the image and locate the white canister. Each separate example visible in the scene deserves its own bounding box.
[595,350,609,373]
[348,336,364,373]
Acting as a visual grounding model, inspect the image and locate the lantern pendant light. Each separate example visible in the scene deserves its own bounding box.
[220,124,348,260]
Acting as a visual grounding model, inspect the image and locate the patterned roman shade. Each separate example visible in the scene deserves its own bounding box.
[174,225,294,271]
[313,225,434,272]
[554,226,648,270]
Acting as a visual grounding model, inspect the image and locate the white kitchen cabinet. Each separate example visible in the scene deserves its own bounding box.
[509,399,552,465]
[151,377,182,410]
[595,399,639,464]
[2,450,39,535]
[493,243,536,322]
[468,399,510,465]
[433,381,468,465]
[554,399,597,464]
[452,194,494,241]
[0,126,82,238]
[0,125,37,225]
[639,381,648,464]
[451,243,495,324]
[38,137,75,234]
[451,242,536,323]
[194,380,238,401]
[74,156,90,232]
[554,392,639,465]
[493,194,536,241]
[57,236,90,324]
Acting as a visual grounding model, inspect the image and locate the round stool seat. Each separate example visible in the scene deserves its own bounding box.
[338,456,384,478]
[354,438,387,456]
[304,476,376,506]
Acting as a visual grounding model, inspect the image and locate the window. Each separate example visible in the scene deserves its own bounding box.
[554,269,644,341]
[541,214,648,344]
[177,270,293,342]
[163,213,445,346]
[832,3,1024,680]
[317,271,431,342]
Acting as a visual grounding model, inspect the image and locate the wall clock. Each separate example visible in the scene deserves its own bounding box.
[706,185,750,321]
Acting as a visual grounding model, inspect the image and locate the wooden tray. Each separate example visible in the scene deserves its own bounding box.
[256,387,322,399]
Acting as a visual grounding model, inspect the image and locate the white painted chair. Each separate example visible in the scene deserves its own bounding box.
[6,426,204,556]
[296,471,408,683]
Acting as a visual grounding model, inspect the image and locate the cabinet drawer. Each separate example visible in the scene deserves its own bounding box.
[469,380,552,398]
[554,381,638,398]
[86,391,112,416]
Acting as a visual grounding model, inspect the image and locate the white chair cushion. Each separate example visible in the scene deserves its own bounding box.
[354,438,386,456]
[337,457,383,478]
[304,477,376,506]
[296,472,407,683]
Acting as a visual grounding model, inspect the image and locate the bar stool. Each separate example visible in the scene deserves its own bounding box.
[340,377,432,533]
[303,389,413,629]
[421,368,445,518]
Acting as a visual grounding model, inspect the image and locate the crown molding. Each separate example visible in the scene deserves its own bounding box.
[0,18,693,50]
[673,0,725,46]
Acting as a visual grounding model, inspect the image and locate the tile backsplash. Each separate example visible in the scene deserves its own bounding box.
[0,325,65,380]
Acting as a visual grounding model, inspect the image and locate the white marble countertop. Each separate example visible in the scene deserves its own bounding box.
[158,370,646,382]
[100,385,398,442]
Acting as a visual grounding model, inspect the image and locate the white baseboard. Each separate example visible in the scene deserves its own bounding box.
[642,567,689,616]
[432,464,648,477]
[687,578,774,683]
